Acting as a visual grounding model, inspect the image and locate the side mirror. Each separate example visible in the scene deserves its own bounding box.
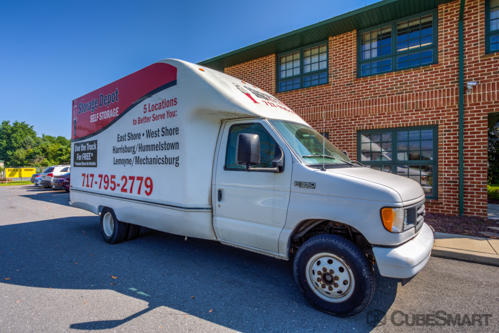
[237,133,261,167]
[271,147,284,173]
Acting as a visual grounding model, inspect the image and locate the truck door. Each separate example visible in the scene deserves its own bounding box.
[213,120,292,255]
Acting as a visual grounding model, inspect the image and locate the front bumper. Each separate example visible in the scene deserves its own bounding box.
[372,223,434,279]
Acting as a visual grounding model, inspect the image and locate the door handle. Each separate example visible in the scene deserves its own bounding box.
[217,189,223,202]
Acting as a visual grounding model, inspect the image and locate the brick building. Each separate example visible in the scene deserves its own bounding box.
[201,0,499,217]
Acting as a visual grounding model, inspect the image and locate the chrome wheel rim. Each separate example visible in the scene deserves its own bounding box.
[305,252,355,302]
[102,212,115,238]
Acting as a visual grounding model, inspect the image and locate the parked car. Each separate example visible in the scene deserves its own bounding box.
[63,173,70,192]
[34,175,43,187]
[52,172,70,190]
[39,167,54,188]
[30,173,40,183]
[40,165,70,188]
[32,174,42,186]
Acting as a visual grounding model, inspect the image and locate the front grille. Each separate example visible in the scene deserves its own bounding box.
[406,202,425,231]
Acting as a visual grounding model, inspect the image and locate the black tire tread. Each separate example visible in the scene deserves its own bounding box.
[293,234,375,317]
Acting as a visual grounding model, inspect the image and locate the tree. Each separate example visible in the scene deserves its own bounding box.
[0,121,38,167]
[36,135,70,166]
[0,121,70,167]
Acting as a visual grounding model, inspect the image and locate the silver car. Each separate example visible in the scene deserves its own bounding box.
[39,165,70,188]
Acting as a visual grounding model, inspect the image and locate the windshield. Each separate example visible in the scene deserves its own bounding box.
[270,120,353,168]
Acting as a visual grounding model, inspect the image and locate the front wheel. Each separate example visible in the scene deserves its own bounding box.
[293,234,375,316]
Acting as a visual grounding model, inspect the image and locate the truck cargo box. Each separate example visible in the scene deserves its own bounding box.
[70,59,305,238]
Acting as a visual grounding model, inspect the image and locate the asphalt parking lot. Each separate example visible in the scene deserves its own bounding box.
[0,186,498,332]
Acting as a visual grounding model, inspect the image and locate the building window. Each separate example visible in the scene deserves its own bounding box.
[277,43,328,92]
[358,12,437,77]
[487,0,499,53]
[358,126,438,199]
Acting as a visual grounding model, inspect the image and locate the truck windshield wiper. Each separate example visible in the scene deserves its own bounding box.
[302,154,358,166]
[302,154,337,160]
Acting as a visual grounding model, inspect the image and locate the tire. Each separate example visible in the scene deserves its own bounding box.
[127,224,141,240]
[99,208,129,244]
[293,234,375,317]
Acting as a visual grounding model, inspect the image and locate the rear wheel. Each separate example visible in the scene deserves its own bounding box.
[293,234,375,316]
[100,208,129,244]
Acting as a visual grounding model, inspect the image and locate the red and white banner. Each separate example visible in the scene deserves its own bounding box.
[72,63,177,140]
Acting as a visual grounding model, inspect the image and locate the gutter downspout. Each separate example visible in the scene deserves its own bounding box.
[458,0,466,216]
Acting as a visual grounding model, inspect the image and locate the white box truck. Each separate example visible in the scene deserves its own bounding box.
[70,59,433,316]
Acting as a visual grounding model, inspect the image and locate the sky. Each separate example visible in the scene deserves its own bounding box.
[0,0,377,139]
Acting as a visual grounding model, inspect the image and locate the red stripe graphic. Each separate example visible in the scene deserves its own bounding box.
[72,63,177,140]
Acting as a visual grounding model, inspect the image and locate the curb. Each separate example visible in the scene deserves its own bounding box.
[431,247,499,267]
[431,232,499,266]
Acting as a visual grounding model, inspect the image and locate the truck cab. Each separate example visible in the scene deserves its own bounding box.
[212,117,433,315]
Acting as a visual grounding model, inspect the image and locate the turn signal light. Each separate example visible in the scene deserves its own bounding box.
[381,208,394,231]
[380,207,405,233]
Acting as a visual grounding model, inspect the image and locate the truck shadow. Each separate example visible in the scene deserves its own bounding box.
[21,187,70,207]
[0,216,397,331]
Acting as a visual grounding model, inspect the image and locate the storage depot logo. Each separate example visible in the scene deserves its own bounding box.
[77,88,119,115]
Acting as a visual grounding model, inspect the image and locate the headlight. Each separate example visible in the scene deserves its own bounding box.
[380,207,406,233]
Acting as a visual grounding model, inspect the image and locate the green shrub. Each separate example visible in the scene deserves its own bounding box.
[487,184,499,200]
